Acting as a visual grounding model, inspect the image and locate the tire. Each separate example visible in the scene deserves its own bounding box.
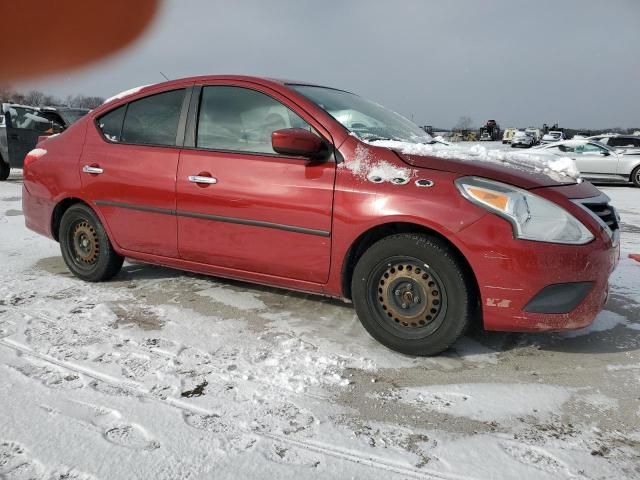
[59,203,124,282]
[0,160,9,181]
[631,166,640,188]
[351,233,474,356]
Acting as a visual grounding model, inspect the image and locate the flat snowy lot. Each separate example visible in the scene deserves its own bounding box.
[1,162,639,479]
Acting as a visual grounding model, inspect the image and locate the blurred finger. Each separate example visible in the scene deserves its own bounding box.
[1,0,159,81]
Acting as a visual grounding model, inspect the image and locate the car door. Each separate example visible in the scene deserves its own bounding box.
[80,87,190,258]
[3,105,53,167]
[571,142,618,175]
[176,84,335,283]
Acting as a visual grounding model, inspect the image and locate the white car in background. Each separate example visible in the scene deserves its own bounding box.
[540,131,566,144]
[533,139,640,187]
[511,130,535,148]
[525,127,541,143]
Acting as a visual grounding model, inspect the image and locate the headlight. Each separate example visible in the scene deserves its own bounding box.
[455,177,594,245]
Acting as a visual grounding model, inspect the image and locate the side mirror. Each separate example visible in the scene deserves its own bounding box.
[600,150,611,156]
[272,128,329,160]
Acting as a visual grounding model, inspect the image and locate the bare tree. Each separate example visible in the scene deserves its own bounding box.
[454,116,473,131]
[24,90,46,106]
[42,94,62,106]
[82,96,105,109]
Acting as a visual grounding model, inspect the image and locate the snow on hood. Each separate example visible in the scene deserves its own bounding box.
[103,84,152,104]
[367,140,581,183]
[341,144,416,184]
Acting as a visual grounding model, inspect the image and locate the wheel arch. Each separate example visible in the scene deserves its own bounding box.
[340,221,482,325]
[51,197,92,241]
[630,163,640,185]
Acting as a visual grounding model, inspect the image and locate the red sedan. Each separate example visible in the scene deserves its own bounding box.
[22,76,620,355]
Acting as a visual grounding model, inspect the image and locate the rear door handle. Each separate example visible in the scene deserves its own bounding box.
[188,175,217,185]
[82,165,104,174]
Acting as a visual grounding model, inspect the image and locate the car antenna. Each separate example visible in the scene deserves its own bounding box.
[159,71,171,81]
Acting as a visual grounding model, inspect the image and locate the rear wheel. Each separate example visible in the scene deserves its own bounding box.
[631,166,640,188]
[351,234,474,356]
[0,160,9,181]
[59,204,124,282]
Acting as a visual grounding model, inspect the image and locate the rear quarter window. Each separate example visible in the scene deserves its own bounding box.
[96,89,185,146]
[121,89,185,146]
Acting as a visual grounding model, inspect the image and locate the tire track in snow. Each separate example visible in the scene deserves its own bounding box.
[0,338,477,480]
[2,303,333,402]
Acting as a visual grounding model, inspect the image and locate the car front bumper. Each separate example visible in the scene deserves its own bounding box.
[453,214,619,332]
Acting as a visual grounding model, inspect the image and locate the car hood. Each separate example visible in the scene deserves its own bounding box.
[399,152,576,189]
[365,141,578,189]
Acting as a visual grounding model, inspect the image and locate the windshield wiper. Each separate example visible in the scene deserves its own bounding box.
[360,136,394,142]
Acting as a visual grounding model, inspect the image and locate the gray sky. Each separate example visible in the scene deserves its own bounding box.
[20,0,640,129]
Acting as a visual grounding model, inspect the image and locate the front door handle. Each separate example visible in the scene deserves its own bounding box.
[188,175,217,185]
[82,165,104,174]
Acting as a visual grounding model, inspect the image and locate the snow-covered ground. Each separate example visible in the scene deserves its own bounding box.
[1,164,639,479]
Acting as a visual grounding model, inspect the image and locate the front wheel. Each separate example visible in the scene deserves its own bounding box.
[351,234,474,356]
[0,161,9,181]
[59,204,124,282]
[631,166,640,188]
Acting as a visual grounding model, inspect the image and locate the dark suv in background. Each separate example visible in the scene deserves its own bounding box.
[589,134,640,152]
[0,104,89,180]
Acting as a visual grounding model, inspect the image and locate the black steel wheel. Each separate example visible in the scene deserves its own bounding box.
[59,204,123,281]
[352,234,474,356]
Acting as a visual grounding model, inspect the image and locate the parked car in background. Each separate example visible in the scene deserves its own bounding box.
[588,134,640,153]
[22,76,620,356]
[511,130,535,148]
[525,128,541,144]
[533,139,640,187]
[480,131,492,141]
[40,106,90,128]
[540,130,565,144]
[502,127,517,144]
[1,103,65,180]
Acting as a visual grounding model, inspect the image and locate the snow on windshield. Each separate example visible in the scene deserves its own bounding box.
[366,139,581,182]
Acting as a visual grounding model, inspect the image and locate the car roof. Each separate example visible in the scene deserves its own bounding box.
[132,75,332,93]
[545,139,612,149]
[2,102,40,110]
[41,106,90,112]
[100,75,349,110]
[593,134,637,139]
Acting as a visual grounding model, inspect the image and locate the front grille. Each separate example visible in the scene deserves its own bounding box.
[582,202,619,231]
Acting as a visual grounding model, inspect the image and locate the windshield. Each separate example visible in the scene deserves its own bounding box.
[289,84,433,144]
